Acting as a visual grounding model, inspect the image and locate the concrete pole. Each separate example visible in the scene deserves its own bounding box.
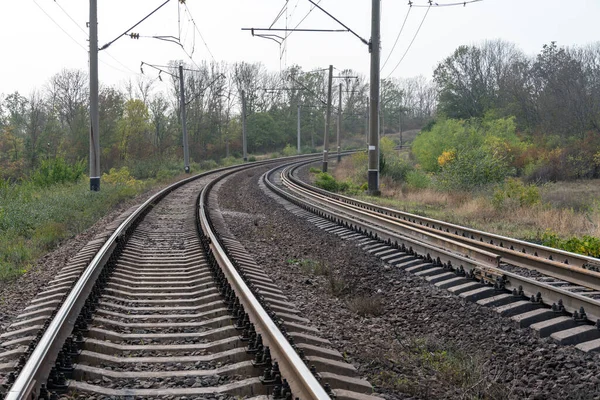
[368,0,381,195]
[365,96,369,145]
[323,64,333,172]
[337,83,342,162]
[242,90,248,161]
[297,104,301,154]
[89,0,100,191]
[399,108,403,148]
[179,65,190,173]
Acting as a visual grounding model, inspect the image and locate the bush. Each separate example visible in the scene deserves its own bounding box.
[437,147,512,190]
[541,231,600,258]
[198,160,219,170]
[220,156,240,167]
[405,170,431,189]
[30,157,85,187]
[281,144,297,157]
[384,159,413,181]
[315,172,339,191]
[314,172,355,193]
[248,156,257,162]
[102,167,143,188]
[492,178,541,210]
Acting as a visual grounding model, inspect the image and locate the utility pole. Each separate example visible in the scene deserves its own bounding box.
[89,0,100,191]
[323,64,333,172]
[179,65,190,173]
[365,96,369,145]
[242,90,248,161]
[337,83,342,162]
[368,0,381,195]
[399,108,403,148]
[297,103,301,154]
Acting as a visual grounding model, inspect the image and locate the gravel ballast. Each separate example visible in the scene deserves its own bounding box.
[219,164,600,400]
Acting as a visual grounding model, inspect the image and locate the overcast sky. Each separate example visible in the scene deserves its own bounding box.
[1,0,600,96]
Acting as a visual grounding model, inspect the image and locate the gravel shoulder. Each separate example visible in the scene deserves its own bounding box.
[219,164,600,400]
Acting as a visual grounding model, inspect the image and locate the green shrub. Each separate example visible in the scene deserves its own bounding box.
[309,167,321,174]
[248,156,257,162]
[437,147,511,190]
[198,160,219,170]
[220,156,240,167]
[383,159,413,181]
[30,157,85,187]
[315,172,339,191]
[301,146,317,154]
[405,170,431,189]
[281,144,297,157]
[492,178,541,210]
[102,167,143,188]
[541,231,600,258]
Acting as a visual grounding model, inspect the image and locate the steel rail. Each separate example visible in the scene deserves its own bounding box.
[263,162,600,323]
[284,161,600,289]
[288,161,600,271]
[5,154,321,400]
[280,167,502,267]
[198,166,330,399]
[6,171,207,399]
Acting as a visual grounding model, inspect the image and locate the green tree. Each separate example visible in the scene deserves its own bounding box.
[117,99,151,161]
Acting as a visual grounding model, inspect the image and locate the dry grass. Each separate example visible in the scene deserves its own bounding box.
[347,295,385,316]
[355,177,600,241]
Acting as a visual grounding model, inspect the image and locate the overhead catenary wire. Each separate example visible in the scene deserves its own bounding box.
[380,5,412,72]
[33,0,87,52]
[306,0,368,45]
[183,3,216,62]
[411,0,482,7]
[269,0,289,29]
[34,0,137,76]
[100,0,171,51]
[384,5,431,79]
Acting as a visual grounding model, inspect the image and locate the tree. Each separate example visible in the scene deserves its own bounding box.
[117,99,151,161]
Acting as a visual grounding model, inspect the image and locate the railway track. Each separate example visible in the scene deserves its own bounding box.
[0,158,376,400]
[263,159,600,352]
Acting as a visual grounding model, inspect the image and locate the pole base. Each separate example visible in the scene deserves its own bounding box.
[243,157,248,162]
[90,177,100,192]
[184,166,190,174]
[367,170,380,196]
[322,161,328,173]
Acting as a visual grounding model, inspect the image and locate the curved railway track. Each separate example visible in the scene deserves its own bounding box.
[0,157,376,400]
[263,159,600,352]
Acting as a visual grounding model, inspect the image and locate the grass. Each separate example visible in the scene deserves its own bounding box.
[287,258,351,297]
[347,295,384,316]
[0,179,146,281]
[369,335,508,399]
[334,163,600,246]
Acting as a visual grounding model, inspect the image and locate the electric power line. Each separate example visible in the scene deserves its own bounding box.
[269,1,289,29]
[284,0,322,42]
[33,0,87,52]
[100,0,171,51]
[384,5,431,79]
[183,3,216,62]
[411,0,482,7]
[53,0,142,76]
[380,5,412,71]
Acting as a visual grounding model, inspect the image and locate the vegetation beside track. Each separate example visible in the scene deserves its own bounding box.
[0,156,248,281]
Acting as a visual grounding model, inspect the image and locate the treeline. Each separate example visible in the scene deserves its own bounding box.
[428,40,600,183]
[0,62,435,181]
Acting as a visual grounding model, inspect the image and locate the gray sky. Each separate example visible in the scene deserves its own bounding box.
[1,0,600,96]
